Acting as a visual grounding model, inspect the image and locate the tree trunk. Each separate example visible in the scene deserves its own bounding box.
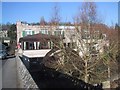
[108,66,111,88]
[84,60,88,83]
[108,66,110,80]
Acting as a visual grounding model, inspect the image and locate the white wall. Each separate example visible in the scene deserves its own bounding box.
[23,49,51,58]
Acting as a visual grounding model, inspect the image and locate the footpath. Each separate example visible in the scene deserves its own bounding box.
[2,57,18,88]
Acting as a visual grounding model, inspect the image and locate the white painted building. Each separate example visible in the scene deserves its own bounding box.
[17,21,109,58]
[16,21,78,58]
[16,21,76,44]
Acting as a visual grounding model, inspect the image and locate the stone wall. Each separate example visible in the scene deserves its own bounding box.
[16,56,38,88]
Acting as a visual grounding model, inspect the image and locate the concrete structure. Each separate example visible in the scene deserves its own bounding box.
[16,21,77,57]
[16,56,38,88]
[16,21,109,58]
[16,21,75,44]
[1,55,38,88]
[19,33,60,58]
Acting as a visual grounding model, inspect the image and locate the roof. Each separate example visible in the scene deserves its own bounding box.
[19,33,60,42]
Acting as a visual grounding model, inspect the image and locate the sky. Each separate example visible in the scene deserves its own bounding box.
[2,2,118,26]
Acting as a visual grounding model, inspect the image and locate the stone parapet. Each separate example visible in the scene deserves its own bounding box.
[16,56,38,88]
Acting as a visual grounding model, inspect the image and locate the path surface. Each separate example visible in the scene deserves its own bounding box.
[2,57,18,88]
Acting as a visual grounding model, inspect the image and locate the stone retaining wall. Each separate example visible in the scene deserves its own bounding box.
[16,56,38,88]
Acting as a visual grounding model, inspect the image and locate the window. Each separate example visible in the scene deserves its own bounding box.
[29,42,34,50]
[48,31,51,35]
[82,29,90,39]
[39,42,49,49]
[40,30,45,34]
[64,43,66,47]
[72,42,76,49]
[22,30,34,37]
[62,31,65,38]
[54,31,61,36]
[68,43,71,48]
[93,30,100,39]
[89,44,98,54]
[39,29,50,35]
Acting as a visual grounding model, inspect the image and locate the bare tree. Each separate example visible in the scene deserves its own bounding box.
[40,16,47,26]
[73,2,118,85]
[43,2,118,86]
[43,2,106,84]
[50,3,61,26]
[73,2,102,83]
[48,3,62,37]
